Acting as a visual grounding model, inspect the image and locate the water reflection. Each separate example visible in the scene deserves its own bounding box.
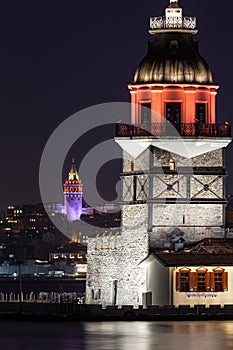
[1,321,233,350]
[84,321,233,350]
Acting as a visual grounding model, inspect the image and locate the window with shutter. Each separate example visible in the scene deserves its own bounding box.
[176,269,228,293]
[180,272,189,292]
[177,268,191,292]
[213,268,227,292]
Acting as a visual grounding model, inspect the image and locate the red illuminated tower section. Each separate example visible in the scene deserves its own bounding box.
[128,0,222,131]
[64,158,83,222]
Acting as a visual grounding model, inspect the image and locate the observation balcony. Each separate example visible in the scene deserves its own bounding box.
[116,122,231,138]
[149,16,197,33]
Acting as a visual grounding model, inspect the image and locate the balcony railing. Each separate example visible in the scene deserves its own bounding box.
[150,16,197,30]
[116,122,231,138]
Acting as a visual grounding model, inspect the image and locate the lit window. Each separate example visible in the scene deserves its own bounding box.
[169,157,176,171]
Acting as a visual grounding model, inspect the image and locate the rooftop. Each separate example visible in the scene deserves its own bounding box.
[150,238,233,267]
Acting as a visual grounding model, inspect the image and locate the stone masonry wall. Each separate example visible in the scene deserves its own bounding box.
[123,149,150,173]
[86,204,149,306]
[86,235,118,306]
[151,203,224,247]
[150,146,225,246]
[154,148,223,167]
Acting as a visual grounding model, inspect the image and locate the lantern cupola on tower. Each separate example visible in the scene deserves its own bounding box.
[164,0,183,29]
[150,0,196,34]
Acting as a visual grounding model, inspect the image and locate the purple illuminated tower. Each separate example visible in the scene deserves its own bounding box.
[64,158,83,222]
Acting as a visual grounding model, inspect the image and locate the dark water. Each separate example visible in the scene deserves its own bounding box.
[1,320,233,350]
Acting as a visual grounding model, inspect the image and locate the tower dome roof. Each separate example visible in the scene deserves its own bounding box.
[134,32,213,85]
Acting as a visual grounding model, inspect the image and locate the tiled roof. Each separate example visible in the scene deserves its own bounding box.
[151,238,233,267]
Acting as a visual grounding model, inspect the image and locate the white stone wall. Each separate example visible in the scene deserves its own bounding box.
[150,146,225,245]
[86,235,119,305]
[123,149,150,172]
[153,148,223,167]
[153,174,187,198]
[116,228,148,306]
[151,203,224,246]
[122,175,149,202]
[191,149,223,167]
[190,175,223,199]
[86,204,149,306]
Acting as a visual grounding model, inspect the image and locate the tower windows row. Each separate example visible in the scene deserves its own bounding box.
[140,102,207,126]
[64,186,82,193]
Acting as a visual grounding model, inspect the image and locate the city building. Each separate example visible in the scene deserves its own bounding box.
[86,0,232,307]
[2,203,56,234]
[5,205,24,233]
[0,243,87,278]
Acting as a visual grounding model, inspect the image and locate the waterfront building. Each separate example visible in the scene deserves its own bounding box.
[49,243,87,277]
[86,0,232,307]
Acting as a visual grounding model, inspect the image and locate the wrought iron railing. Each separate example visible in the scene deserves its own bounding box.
[150,16,196,30]
[116,122,231,138]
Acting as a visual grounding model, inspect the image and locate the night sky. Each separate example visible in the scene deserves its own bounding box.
[0,0,233,210]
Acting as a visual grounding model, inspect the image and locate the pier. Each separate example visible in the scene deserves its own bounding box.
[1,293,233,321]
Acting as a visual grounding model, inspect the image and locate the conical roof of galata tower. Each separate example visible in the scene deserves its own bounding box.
[134,2,213,85]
